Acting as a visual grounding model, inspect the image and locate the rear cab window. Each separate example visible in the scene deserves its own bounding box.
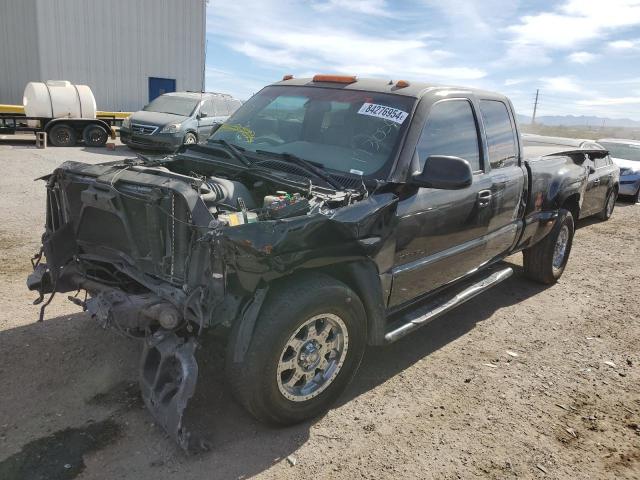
[416,99,482,173]
[479,100,518,169]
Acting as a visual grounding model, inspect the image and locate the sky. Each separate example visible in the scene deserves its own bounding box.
[205,0,640,121]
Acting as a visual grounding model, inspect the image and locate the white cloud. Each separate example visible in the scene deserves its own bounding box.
[207,0,486,83]
[205,67,266,100]
[507,0,640,51]
[608,38,640,49]
[504,78,530,86]
[539,76,586,94]
[312,0,393,17]
[577,96,640,106]
[568,51,598,64]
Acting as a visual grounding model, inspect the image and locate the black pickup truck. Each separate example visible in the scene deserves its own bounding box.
[28,75,592,450]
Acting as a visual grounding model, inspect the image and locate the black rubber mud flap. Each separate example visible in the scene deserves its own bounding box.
[139,331,206,453]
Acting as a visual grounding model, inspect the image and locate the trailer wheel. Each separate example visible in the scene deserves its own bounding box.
[83,124,108,147]
[49,124,77,147]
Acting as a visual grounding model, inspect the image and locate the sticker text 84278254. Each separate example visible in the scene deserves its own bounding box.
[357,103,409,124]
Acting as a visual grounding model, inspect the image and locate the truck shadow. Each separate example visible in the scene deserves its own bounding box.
[339,262,548,407]
[0,261,548,479]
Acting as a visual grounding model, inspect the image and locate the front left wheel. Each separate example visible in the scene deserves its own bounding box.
[183,132,197,145]
[226,274,367,425]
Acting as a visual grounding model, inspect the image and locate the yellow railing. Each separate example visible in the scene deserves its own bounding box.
[0,104,131,119]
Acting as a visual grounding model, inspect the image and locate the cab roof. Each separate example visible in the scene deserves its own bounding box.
[272,76,508,101]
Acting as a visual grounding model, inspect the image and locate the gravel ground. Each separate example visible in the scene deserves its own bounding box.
[0,141,638,480]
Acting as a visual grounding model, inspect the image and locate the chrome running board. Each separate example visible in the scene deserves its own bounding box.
[384,267,513,343]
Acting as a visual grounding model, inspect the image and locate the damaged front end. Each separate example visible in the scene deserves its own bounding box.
[27,153,398,451]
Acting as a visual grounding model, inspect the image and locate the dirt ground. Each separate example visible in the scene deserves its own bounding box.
[0,140,638,480]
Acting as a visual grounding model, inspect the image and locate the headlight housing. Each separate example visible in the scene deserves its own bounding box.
[160,123,182,134]
[620,167,636,176]
[121,116,131,129]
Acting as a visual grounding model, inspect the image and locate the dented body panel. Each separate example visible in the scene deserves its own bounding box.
[28,78,591,450]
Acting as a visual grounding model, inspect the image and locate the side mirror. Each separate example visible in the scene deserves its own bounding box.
[410,155,473,190]
[588,166,596,174]
[198,112,208,119]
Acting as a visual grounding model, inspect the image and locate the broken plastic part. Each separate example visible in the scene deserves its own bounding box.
[139,332,206,453]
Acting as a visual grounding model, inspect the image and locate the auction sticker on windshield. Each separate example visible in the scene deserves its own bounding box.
[357,103,409,124]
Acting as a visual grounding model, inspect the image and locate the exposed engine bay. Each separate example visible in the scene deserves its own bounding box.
[27,149,396,451]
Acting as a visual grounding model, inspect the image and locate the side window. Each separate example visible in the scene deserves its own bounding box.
[225,98,242,116]
[417,100,481,172]
[214,98,229,116]
[479,100,518,169]
[594,156,608,169]
[201,99,215,117]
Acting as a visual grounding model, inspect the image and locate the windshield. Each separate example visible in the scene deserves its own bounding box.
[144,96,199,117]
[599,142,640,162]
[208,85,415,178]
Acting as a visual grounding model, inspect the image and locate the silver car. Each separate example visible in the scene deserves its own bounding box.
[597,138,640,202]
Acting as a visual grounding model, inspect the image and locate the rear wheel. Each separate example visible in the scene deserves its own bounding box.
[523,208,574,284]
[226,274,367,425]
[82,124,109,147]
[48,124,77,147]
[599,189,616,220]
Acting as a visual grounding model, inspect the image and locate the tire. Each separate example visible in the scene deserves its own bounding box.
[82,124,109,147]
[183,132,197,145]
[632,187,640,204]
[598,189,617,220]
[48,124,77,147]
[523,208,574,285]
[226,273,367,425]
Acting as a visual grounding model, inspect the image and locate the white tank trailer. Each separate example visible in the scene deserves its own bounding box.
[0,81,114,147]
[23,81,97,121]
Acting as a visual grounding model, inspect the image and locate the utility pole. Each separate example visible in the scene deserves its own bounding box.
[532,89,539,125]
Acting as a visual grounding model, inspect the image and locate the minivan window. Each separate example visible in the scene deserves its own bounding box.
[144,96,199,117]
[201,99,216,117]
[417,99,481,172]
[226,98,242,115]
[479,100,517,169]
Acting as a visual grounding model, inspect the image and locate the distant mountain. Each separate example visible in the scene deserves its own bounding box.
[516,114,640,128]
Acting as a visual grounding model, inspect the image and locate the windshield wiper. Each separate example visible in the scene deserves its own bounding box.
[255,150,342,190]
[208,139,251,166]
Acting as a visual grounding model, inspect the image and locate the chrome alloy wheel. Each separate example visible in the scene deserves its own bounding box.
[276,313,349,402]
[552,225,570,270]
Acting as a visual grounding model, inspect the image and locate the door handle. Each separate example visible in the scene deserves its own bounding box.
[477,189,492,207]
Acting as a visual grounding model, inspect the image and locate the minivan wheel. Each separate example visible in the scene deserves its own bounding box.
[226,273,367,425]
[183,132,197,145]
[523,208,574,284]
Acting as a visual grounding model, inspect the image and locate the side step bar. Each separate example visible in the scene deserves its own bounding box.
[384,267,513,343]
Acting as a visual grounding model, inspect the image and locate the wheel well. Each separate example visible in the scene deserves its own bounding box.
[561,194,580,221]
[263,262,387,345]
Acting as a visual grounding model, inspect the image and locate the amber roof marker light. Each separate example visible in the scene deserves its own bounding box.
[395,80,410,88]
[312,74,357,84]
[282,74,294,81]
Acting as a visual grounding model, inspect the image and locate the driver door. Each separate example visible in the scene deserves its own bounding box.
[390,99,493,307]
